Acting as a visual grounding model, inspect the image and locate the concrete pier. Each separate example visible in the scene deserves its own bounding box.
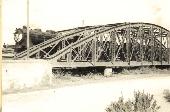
[104,68,112,77]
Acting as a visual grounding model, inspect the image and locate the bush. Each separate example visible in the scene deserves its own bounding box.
[163,89,170,102]
[106,91,160,112]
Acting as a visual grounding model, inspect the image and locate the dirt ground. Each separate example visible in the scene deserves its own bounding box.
[2,68,170,112]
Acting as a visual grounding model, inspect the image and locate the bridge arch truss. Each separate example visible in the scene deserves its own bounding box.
[15,22,170,67]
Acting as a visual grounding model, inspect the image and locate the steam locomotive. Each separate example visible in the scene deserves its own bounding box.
[14,26,58,53]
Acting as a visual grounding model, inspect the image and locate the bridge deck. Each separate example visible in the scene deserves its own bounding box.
[51,61,170,68]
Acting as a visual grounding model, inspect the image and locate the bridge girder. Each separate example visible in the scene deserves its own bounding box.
[15,22,170,67]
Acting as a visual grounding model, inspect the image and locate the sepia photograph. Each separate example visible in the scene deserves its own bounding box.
[1,0,170,112]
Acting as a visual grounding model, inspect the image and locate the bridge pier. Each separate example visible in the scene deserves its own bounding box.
[104,67,113,77]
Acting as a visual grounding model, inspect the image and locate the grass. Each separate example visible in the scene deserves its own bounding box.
[52,67,105,80]
[52,66,170,77]
[120,66,170,75]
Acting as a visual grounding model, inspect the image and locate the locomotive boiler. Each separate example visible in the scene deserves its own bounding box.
[14,26,57,53]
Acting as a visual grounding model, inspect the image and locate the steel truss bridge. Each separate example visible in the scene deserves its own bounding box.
[15,22,170,67]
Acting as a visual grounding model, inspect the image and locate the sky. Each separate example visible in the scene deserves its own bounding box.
[2,0,170,45]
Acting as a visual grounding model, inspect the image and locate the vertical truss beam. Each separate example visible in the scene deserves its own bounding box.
[67,45,72,63]
[78,46,81,60]
[126,23,130,65]
[111,30,116,64]
[160,28,163,64]
[140,24,143,64]
[62,39,66,59]
[151,25,154,64]
[92,38,97,64]
[168,32,170,64]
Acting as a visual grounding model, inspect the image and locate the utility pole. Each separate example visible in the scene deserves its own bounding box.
[82,19,84,27]
[27,0,30,59]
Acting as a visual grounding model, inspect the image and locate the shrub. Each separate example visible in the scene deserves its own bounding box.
[163,89,170,102]
[106,91,160,112]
